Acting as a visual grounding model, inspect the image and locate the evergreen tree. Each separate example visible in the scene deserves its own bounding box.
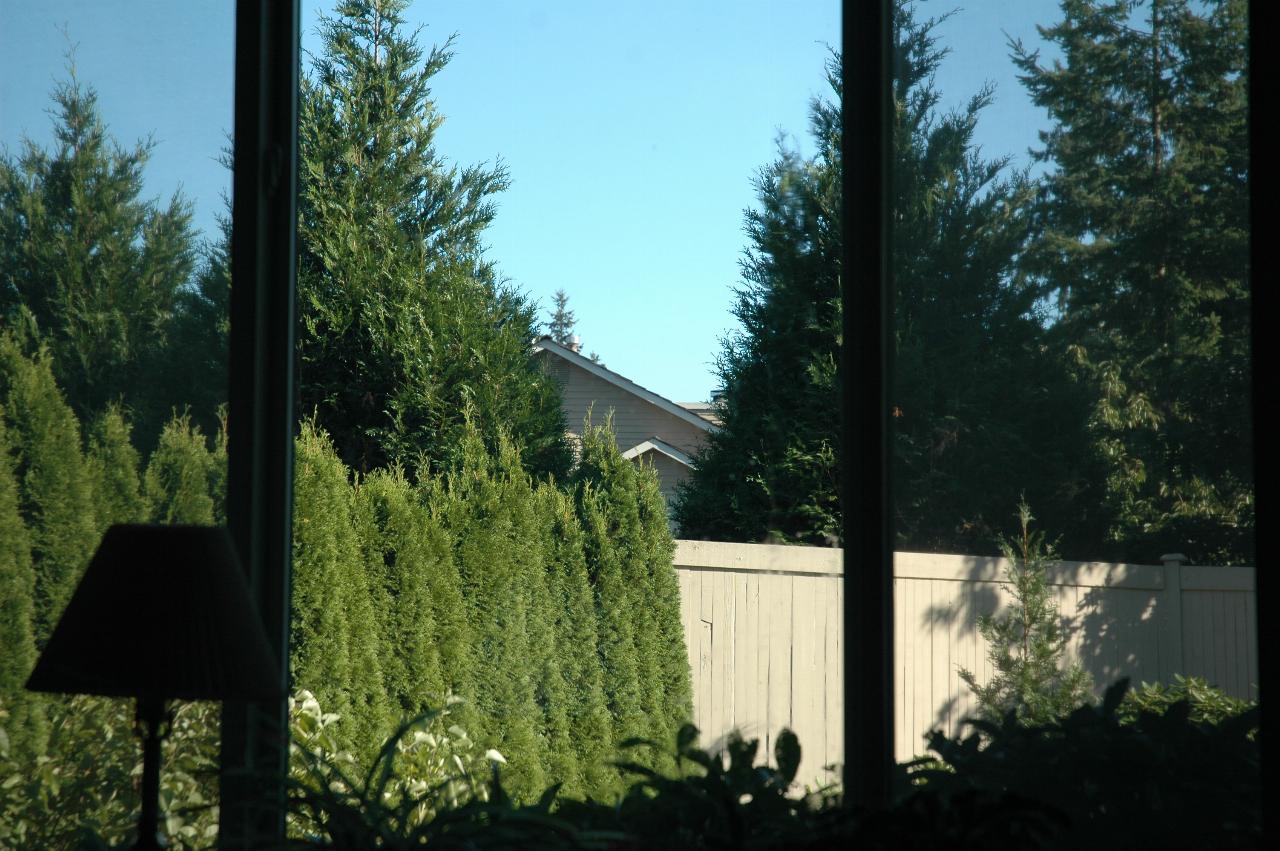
[574,416,691,776]
[432,422,546,800]
[536,484,617,798]
[0,329,97,645]
[297,0,569,479]
[292,421,391,758]
[0,412,46,760]
[143,412,216,525]
[1013,0,1251,563]
[889,4,1095,555]
[356,467,448,716]
[86,404,147,531]
[546,289,577,345]
[0,69,197,451]
[673,53,842,545]
[959,502,1094,726]
[159,218,231,446]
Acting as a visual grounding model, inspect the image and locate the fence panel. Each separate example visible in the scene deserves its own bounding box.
[673,541,1258,776]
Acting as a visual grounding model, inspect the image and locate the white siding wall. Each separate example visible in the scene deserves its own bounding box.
[540,352,711,456]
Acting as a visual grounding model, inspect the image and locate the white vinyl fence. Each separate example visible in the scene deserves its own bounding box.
[673,540,1258,785]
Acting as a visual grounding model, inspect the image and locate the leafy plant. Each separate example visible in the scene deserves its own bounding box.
[283,691,614,850]
[914,678,1261,848]
[959,502,1093,726]
[1116,674,1257,732]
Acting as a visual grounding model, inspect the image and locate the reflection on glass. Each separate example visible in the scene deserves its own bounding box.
[2,2,232,846]
[888,0,1255,809]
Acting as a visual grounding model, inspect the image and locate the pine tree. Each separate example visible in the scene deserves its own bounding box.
[959,502,1094,726]
[1013,0,1251,564]
[297,0,568,479]
[0,68,197,452]
[0,329,97,645]
[546,289,577,345]
[143,413,216,525]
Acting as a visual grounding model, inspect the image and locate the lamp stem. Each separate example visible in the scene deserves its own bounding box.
[136,696,167,851]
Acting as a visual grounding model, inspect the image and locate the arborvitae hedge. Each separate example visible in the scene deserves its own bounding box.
[573,416,692,777]
[143,412,217,525]
[292,422,392,760]
[1,344,693,812]
[0,412,45,761]
[0,331,97,646]
[86,405,147,530]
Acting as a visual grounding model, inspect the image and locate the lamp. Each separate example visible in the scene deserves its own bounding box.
[26,524,283,850]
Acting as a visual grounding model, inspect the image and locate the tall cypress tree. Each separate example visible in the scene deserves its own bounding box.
[356,467,447,716]
[0,329,97,645]
[574,416,691,775]
[143,413,216,525]
[87,405,148,531]
[298,0,568,479]
[433,423,547,800]
[292,422,391,758]
[0,70,197,452]
[536,483,617,798]
[0,411,46,760]
[673,54,842,545]
[889,4,1094,555]
[1013,0,1251,563]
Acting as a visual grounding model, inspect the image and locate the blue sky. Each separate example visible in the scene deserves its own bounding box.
[2,1,1064,404]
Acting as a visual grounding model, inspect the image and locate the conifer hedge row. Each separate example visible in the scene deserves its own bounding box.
[0,330,692,810]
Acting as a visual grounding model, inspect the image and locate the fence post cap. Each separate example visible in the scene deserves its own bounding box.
[1160,553,1188,565]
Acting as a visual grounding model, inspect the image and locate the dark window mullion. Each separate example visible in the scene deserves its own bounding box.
[220,1,300,847]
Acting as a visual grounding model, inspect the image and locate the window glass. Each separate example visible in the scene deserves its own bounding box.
[2,2,234,846]
[889,0,1254,760]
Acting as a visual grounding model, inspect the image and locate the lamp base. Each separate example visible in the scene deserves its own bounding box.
[133,696,170,850]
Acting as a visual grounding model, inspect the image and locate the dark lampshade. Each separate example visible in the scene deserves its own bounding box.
[26,524,283,702]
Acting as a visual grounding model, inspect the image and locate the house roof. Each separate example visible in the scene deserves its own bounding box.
[621,436,695,468]
[533,336,717,434]
[677,401,722,427]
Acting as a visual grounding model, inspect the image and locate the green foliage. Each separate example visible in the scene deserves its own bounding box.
[356,468,450,719]
[0,68,199,455]
[0,415,45,762]
[915,678,1261,848]
[143,412,217,525]
[674,53,841,545]
[1116,674,1256,729]
[86,405,148,531]
[286,690,553,848]
[1013,0,1252,564]
[888,4,1096,555]
[292,422,393,759]
[429,425,549,801]
[0,330,97,646]
[536,485,617,800]
[297,0,568,479]
[958,503,1094,726]
[0,695,220,851]
[545,289,578,347]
